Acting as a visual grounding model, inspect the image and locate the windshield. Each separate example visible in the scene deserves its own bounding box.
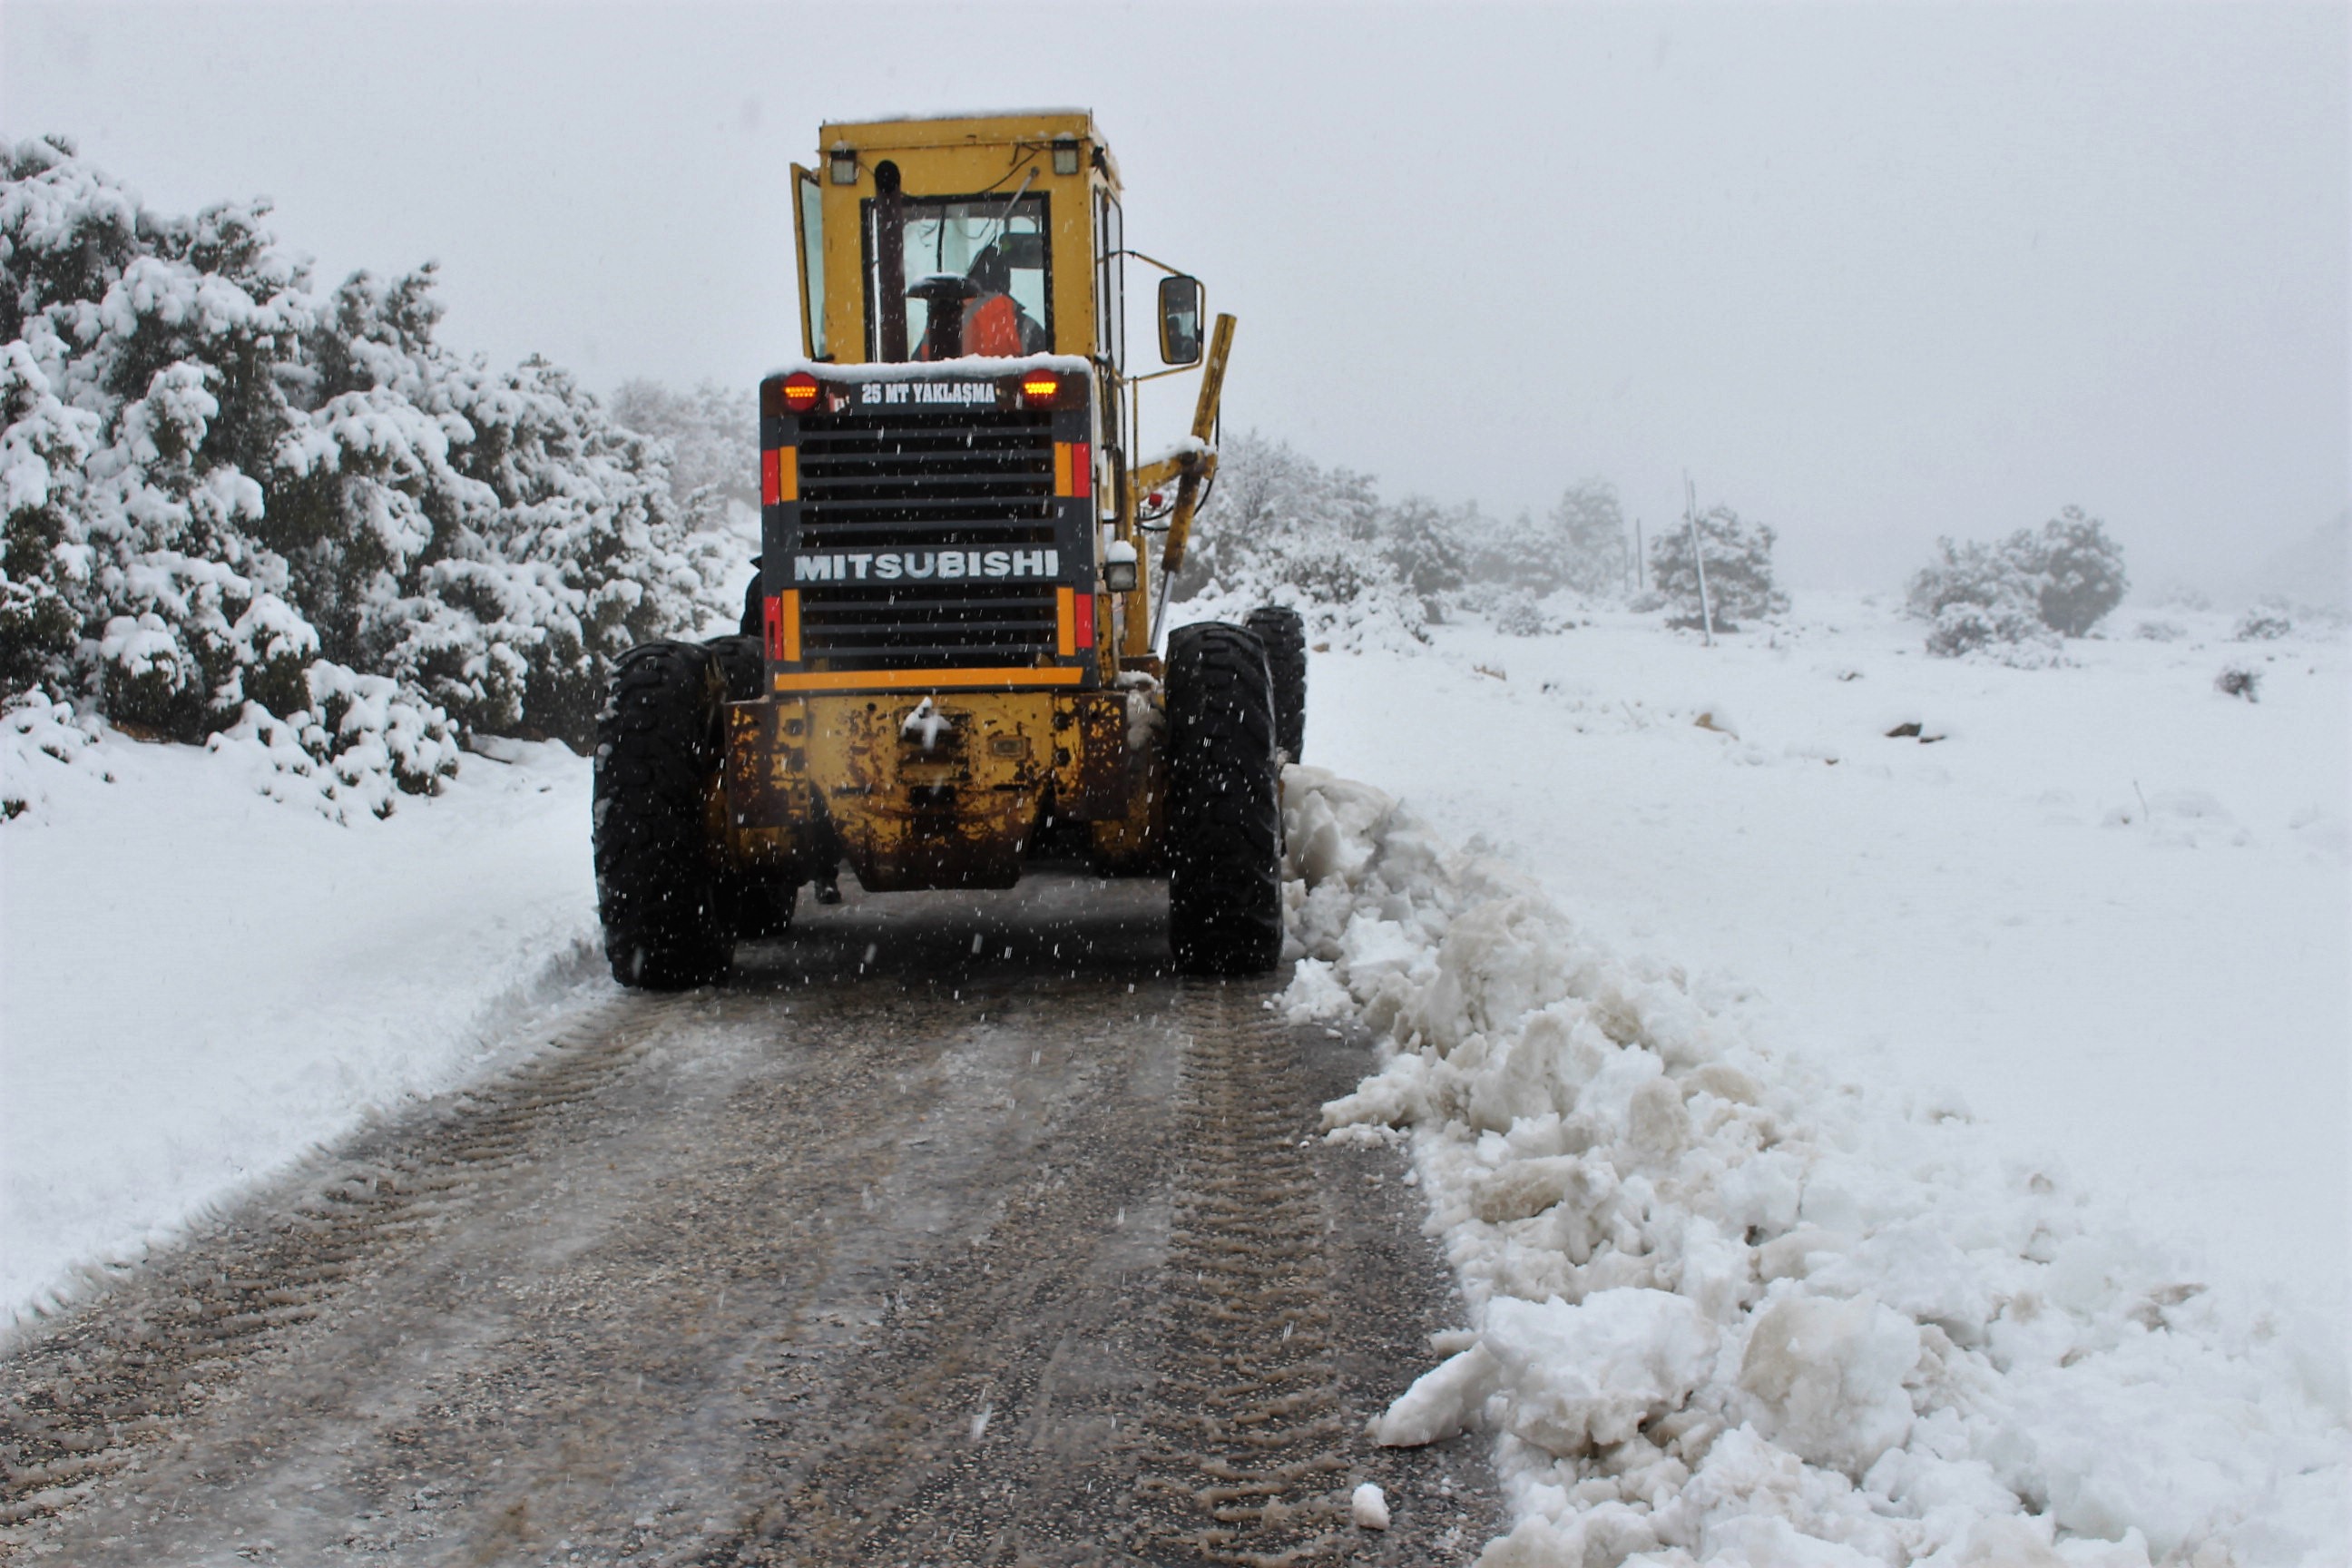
[865,191,1052,361]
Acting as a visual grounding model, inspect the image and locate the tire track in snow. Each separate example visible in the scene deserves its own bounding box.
[1133,981,1354,1567]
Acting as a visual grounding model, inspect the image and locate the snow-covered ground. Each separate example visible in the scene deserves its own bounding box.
[0,717,601,1318]
[3,588,2344,1562]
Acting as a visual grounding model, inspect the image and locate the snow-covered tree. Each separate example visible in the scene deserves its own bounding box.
[1645,505,1787,629]
[1906,537,2062,664]
[1378,496,1469,612]
[1906,506,2125,663]
[2015,506,2127,636]
[1549,477,1628,597]
[0,133,730,808]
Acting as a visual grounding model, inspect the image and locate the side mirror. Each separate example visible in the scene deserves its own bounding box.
[1158,276,1204,367]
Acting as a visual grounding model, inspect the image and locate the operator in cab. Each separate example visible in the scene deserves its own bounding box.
[912,240,1048,360]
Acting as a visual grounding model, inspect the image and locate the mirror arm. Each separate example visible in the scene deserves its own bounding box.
[1112,248,1190,278]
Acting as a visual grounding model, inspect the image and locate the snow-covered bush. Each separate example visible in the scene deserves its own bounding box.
[1,691,104,820]
[0,134,731,809]
[1377,496,1470,616]
[1907,539,2063,665]
[2017,505,2128,635]
[1491,590,1553,637]
[2131,618,2185,642]
[1644,505,1787,630]
[2214,665,2261,702]
[1906,510,2125,662]
[1924,596,2064,667]
[2234,605,2292,642]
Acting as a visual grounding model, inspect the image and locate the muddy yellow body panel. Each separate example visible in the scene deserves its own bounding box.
[723,689,1157,891]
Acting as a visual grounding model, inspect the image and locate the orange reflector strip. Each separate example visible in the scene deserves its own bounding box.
[1053,443,1073,497]
[1056,587,1077,656]
[1073,591,1095,650]
[779,590,801,662]
[770,667,1083,692]
[775,447,798,503]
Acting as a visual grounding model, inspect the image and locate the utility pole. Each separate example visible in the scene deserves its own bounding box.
[1684,472,1715,647]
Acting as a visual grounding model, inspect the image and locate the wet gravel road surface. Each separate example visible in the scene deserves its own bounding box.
[0,874,1500,1565]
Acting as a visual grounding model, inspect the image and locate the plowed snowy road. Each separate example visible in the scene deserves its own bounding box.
[0,874,1498,1566]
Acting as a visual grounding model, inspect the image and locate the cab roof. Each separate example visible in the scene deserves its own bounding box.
[820,110,1104,155]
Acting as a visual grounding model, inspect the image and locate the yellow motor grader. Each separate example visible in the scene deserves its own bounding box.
[593,111,1306,988]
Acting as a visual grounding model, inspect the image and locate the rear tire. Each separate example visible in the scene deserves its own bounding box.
[593,642,734,989]
[704,632,765,701]
[701,633,804,943]
[1165,622,1285,975]
[1244,605,1308,763]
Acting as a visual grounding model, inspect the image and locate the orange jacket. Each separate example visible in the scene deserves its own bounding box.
[916,293,1025,360]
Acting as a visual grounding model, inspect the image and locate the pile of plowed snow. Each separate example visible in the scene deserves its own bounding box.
[1281,765,2346,1565]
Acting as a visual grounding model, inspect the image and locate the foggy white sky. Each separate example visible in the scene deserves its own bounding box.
[4,2,2345,591]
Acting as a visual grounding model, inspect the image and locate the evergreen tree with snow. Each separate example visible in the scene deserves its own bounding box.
[1378,496,1469,612]
[0,133,731,811]
[1906,506,2125,662]
[1645,505,1787,629]
[2013,505,2127,636]
[1549,477,1628,597]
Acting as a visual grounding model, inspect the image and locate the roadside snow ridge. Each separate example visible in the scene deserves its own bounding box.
[1279,765,2347,1567]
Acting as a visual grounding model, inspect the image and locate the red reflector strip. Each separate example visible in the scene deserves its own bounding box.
[760,448,779,505]
[1073,591,1095,650]
[1054,442,1093,500]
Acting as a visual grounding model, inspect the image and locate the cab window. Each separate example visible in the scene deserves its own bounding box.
[864,191,1052,360]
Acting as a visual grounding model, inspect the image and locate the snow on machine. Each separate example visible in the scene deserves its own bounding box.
[593,111,1305,987]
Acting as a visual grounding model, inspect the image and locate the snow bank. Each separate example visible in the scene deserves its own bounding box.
[1,725,602,1326]
[1281,765,2347,1566]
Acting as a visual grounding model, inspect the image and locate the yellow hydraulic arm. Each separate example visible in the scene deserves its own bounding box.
[1140,312,1236,650]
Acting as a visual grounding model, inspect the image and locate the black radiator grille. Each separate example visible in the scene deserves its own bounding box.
[796,409,1057,549]
[792,408,1062,670]
[798,582,1059,668]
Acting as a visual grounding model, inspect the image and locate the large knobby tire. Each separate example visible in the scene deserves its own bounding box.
[1244,605,1308,763]
[701,634,799,943]
[1165,622,1285,976]
[593,641,734,989]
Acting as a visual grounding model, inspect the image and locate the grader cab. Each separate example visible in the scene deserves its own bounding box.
[593,111,1307,988]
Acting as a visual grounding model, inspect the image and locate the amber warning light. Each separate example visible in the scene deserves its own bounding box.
[1018,373,1060,408]
[781,372,821,413]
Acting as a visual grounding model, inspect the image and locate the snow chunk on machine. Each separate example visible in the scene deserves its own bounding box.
[593,112,1308,987]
